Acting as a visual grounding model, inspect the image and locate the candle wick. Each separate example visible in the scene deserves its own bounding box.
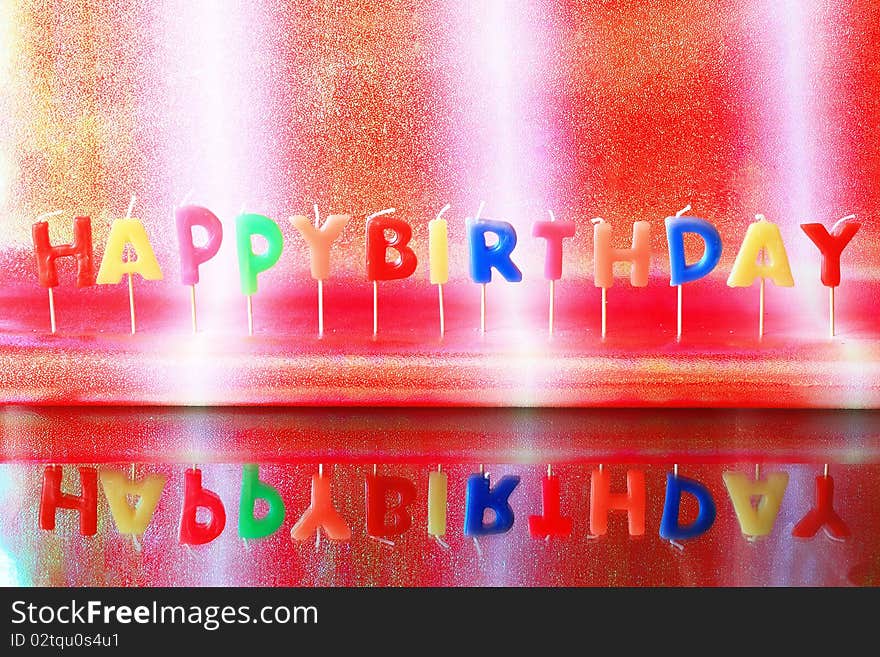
[475,200,485,220]
[754,213,766,223]
[548,209,556,223]
[590,216,605,225]
[126,195,136,218]
[36,209,64,222]
[831,213,857,234]
[436,203,451,222]
[313,203,320,229]
[367,208,395,221]
[675,204,691,218]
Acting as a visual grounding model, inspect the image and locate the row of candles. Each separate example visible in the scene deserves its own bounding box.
[31,200,861,339]
[39,463,847,547]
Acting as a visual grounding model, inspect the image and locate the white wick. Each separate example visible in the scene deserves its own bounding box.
[590,217,605,225]
[313,203,320,228]
[754,213,766,223]
[126,195,136,218]
[475,200,485,220]
[675,204,691,218]
[436,203,451,221]
[36,210,64,222]
[548,209,556,223]
[831,213,857,234]
[367,207,396,221]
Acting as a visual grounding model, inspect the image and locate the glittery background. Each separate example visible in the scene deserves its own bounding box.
[1,1,880,585]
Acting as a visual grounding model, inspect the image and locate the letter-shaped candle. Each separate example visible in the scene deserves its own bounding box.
[291,471,351,542]
[589,468,646,536]
[365,474,417,538]
[727,216,794,338]
[239,464,286,539]
[99,470,166,536]
[801,217,861,337]
[528,472,572,539]
[727,217,794,288]
[39,466,98,536]
[236,213,284,296]
[427,469,448,538]
[179,468,227,545]
[236,213,284,335]
[800,219,860,288]
[429,206,450,336]
[467,219,522,284]
[532,218,576,281]
[366,214,418,281]
[291,213,351,280]
[366,210,417,335]
[464,473,520,536]
[533,212,576,335]
[291,208,351,336]
[593,220,650,288]
[32,216,95,288]
[659,472,716,541]
[176,205,223,286]
[722,471,788,539]
[96,218,164,284]
[792,474,849,540]
[665,216,722,286]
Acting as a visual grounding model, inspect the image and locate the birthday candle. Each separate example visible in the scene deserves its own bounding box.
[532,211,576,335]
[665,209,722,340]
[801,215,861,337]
[592,219,650,338]
[176,205,223,333]
[428,205,450,337]
[32,214,95,333]
[727,215,794,339]
[467,215,522,333]
[235,213,284,336]
[366,208,417,336]
[290,208,351,336]
[464,473,520,536]
[97,200,164,334]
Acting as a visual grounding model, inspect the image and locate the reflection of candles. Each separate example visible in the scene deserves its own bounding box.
[528,466,572,539]
[727,214,794,340]
[428,204,451,337]
[32,210,95,334]
[658,469,716,542]
[722,470,788,540]
[235,212,284,336]
[801,214,861,338]
[239,464,286,539]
